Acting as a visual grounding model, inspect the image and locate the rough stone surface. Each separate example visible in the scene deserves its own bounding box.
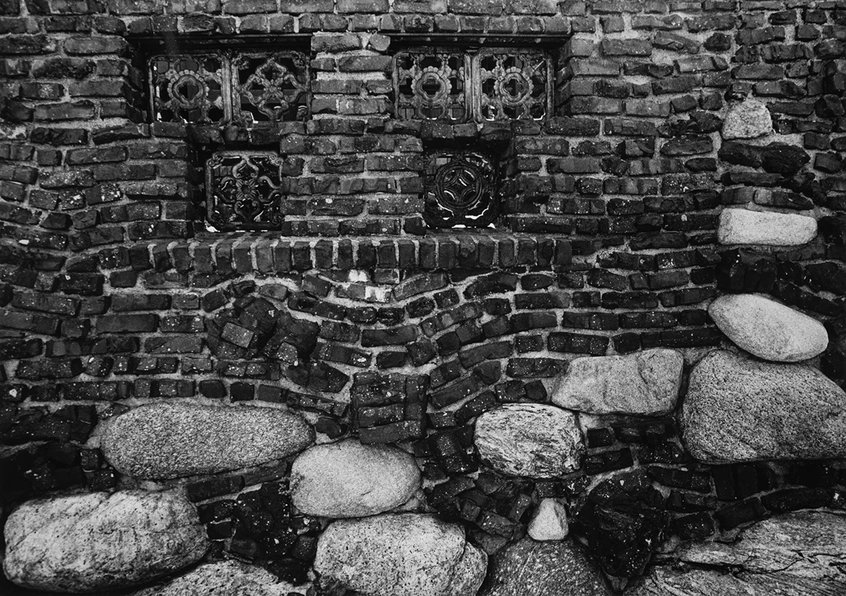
[474,404,584,478]
[3,490,208,593]
[479,538,611,596]
[722,98,773,140]
[290,439,421,518]
[629,511,846,596]
[573,471,668,579]
[101,402,314,479]
[528,498,569,541]
[709,294,829,362]
[314,513,487,596]
[132,561,307,596]
[550,349,683,415]
[718,208,817,246]
[681,350,846,463]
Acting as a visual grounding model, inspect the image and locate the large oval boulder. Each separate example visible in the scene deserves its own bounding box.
[3,490,208,593]
[474,404,583,478]
[479,538,611,596]
[709,294,828,362]
[629,510,846,596]
[314,513,486,596]
[102,402,314,479]
[291,439,420,518]
[550,349,683,415]
[718,208,817,246]
[132,561,307,596]
[681,350,846,463]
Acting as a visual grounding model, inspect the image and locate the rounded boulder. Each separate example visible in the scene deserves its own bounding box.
[3,490,208,593]
[102,401,314,479]
[474,403,583,478]
[681,350,846,463]
[291,439,420,518]
[314,513,486,596]
[709,294,828,362]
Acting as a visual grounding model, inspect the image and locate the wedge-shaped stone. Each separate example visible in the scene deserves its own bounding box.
[314,513,486,596]
[718,208,817,246]
[475,404,583,478]
[102,402,314,479]
[528,498,569,541]
[550,349,683,415]
[291,439,420,518]
[681,350,846,463]
[709,294,828,362]
[3,490,207,593]
[480,538,611,596]
[629,511,846,596]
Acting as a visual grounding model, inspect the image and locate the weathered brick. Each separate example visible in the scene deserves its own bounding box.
[95,314,158,334]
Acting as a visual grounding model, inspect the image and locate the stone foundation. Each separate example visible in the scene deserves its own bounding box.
[2,0,846,594]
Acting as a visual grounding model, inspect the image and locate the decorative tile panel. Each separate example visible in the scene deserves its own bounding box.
[149,51,309,127]
[206,153,286,231]
[149,54,227,125]
[395,51,470,122]
[424,151,500,229]
[474,50,551,121]
[394,48,551,123]
[232,52,310,126]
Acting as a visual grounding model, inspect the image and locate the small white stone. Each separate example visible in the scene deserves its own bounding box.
[709,294,828,362]
[528,498,569,541]
[718,208,817,246]
[722,98,773,140]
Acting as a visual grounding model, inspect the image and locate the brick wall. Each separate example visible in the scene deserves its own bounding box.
[2,0,846,592]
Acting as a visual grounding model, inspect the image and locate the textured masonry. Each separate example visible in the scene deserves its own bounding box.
[1,0,846,595]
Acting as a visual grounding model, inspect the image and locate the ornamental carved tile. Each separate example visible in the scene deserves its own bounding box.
[423,151,500,229]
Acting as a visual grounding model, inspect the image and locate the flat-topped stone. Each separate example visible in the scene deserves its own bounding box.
[314,513,486,596]
[709,294,828,362]
[681,350,846,463]
[101,401,314,479]
[718,208,817,246]
[722,98,773,140]
[550,349,683,415]
[3,490,207,593]
[474,403,583,478]
[291,439,420,518]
